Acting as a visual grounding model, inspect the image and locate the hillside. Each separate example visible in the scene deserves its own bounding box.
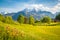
[0,21,60,40]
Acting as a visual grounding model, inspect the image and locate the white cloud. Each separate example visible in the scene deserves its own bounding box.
[0,8,18,13]
[0,7,25,13]
[49,3,60,13]
[0,2,60,14]
[25,3,60,14]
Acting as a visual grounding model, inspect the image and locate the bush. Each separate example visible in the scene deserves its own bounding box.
[0,26,25,40]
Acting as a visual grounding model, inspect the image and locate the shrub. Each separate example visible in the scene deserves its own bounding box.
[0,26,25,40]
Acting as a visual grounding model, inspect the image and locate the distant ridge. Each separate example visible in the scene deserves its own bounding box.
[3,8,57,20]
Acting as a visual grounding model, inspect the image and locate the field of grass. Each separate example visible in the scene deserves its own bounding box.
[0,21,60,40]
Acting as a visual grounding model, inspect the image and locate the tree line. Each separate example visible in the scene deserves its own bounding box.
[0,13,60,24]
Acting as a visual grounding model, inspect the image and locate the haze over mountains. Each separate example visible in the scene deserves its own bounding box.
[0,8,59,20]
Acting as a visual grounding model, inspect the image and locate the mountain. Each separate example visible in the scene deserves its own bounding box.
[4,8,55,20]
[55,12,60,16]
[0,11,8,15]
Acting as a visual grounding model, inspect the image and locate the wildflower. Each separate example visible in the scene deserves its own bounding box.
[5,26,10,31]
[20,31,25,37]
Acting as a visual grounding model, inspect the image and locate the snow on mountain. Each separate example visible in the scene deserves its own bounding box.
[4,8,56,20]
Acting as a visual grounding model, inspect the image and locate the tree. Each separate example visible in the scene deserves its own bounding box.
[29,15,35,24]
[0,14,5,22]
[17,14,24,24]
[41,16,51,23]
[24,17,28,24]
[4,16,14,24]
[55,13,60,21]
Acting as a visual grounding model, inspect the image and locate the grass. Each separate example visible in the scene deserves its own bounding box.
[0,21,60,40]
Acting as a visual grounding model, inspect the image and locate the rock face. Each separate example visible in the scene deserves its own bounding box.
[4,8,55,20]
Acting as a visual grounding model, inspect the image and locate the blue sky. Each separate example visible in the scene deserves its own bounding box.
[0,0,59,13]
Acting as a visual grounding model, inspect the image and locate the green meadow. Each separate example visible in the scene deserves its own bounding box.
[0,21,60,40]
[0,0,60,40]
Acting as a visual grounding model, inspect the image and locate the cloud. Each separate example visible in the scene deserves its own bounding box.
[49,3,60,14]
[0,0,59,14]
[0,8,24,13]
[25,3,60,14]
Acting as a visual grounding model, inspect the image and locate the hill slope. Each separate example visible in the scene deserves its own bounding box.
[0,22,60,40]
